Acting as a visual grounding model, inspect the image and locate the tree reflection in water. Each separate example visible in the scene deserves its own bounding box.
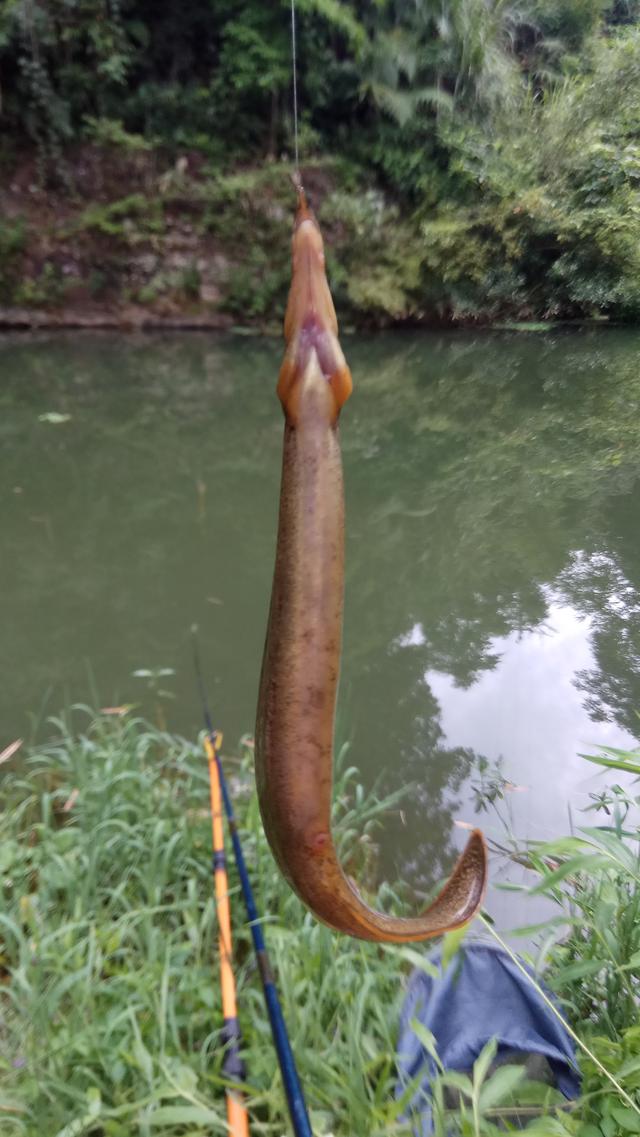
[2,328,640,891]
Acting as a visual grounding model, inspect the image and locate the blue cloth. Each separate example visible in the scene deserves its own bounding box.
[396,942,580,1133]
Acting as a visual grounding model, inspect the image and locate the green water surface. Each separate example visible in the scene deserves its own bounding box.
[2,329,639,896]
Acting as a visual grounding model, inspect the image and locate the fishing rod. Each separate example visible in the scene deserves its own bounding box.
[204,727,250,1137]
[192,631,313,1137]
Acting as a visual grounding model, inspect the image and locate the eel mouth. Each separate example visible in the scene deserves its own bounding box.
[278,190,352,425]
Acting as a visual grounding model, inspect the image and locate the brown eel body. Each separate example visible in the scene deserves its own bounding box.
[255,190,488,941]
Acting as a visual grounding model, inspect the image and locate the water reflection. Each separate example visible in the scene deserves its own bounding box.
[428,598,638,835]
[559,546,640,739]
[340,329,640,885]
[2,328,640,894]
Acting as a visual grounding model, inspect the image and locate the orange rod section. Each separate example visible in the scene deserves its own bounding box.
[205,732,250,1137]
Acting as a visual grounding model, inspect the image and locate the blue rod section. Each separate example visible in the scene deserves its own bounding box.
[213,744,313,1137]
[193,632,313,1135]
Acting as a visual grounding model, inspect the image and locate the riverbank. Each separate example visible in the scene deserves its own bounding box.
[0,306,234,331]
[1,147,425,332]
[4,8,640,336]
[4,135,640,332]
[0,144,603,334]
[2,710,640,1133]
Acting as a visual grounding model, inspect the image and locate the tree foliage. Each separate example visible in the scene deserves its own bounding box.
[2,0,640,321]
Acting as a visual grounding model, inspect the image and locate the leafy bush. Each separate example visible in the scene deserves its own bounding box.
[322,188,422,323]
[0,216,26,303]
[83,116,153,152]
[77,195,165,241]
[5,3,640,321]
[13,261,68,308]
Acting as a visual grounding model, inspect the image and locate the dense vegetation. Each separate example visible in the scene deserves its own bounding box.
[2,1,640,323]
[2,712,640,1133]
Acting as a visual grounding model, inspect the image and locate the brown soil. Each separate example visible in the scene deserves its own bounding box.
[0,146,273,328]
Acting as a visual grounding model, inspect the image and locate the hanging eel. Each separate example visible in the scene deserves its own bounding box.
[255,189,488,942]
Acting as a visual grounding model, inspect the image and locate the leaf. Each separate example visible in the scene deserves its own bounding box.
[473,1038,498,1090]
[409,1020,442,1070]
[146,1106,224,1126]
[130,1013,153,1084]
[53,1095,102,1137]
[0,1097,26,1115]
[86,1089,101,1116]
[617,1054,640,1079]
[509,916,575,938]
[580,827,640,876]
[392,946,439,978]
[367,83,415,126]
[553,958,608,983]
[611,1105,640,1133]
[0,738,22,766]
[478,1064,525,1111]
[523,1123,574,1136]
[529,853,610,892]
[581,751,640,777]
[170,1065,199,1094]
[537,837,591,856]
[442,923,468,969]
[38,412,71,424]
[299,0,366,49]
[438,1070,473,1097]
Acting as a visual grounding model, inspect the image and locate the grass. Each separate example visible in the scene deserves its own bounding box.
[0,710,417,1136]
[2,711,640,1135]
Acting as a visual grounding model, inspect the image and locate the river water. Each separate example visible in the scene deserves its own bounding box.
[2,329,639,919]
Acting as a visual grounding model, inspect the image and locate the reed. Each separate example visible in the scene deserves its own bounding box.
[3,712,639,1135]
[0,710,413,1136]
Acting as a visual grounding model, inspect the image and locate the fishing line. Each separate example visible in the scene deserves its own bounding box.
[290,0,300,183]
